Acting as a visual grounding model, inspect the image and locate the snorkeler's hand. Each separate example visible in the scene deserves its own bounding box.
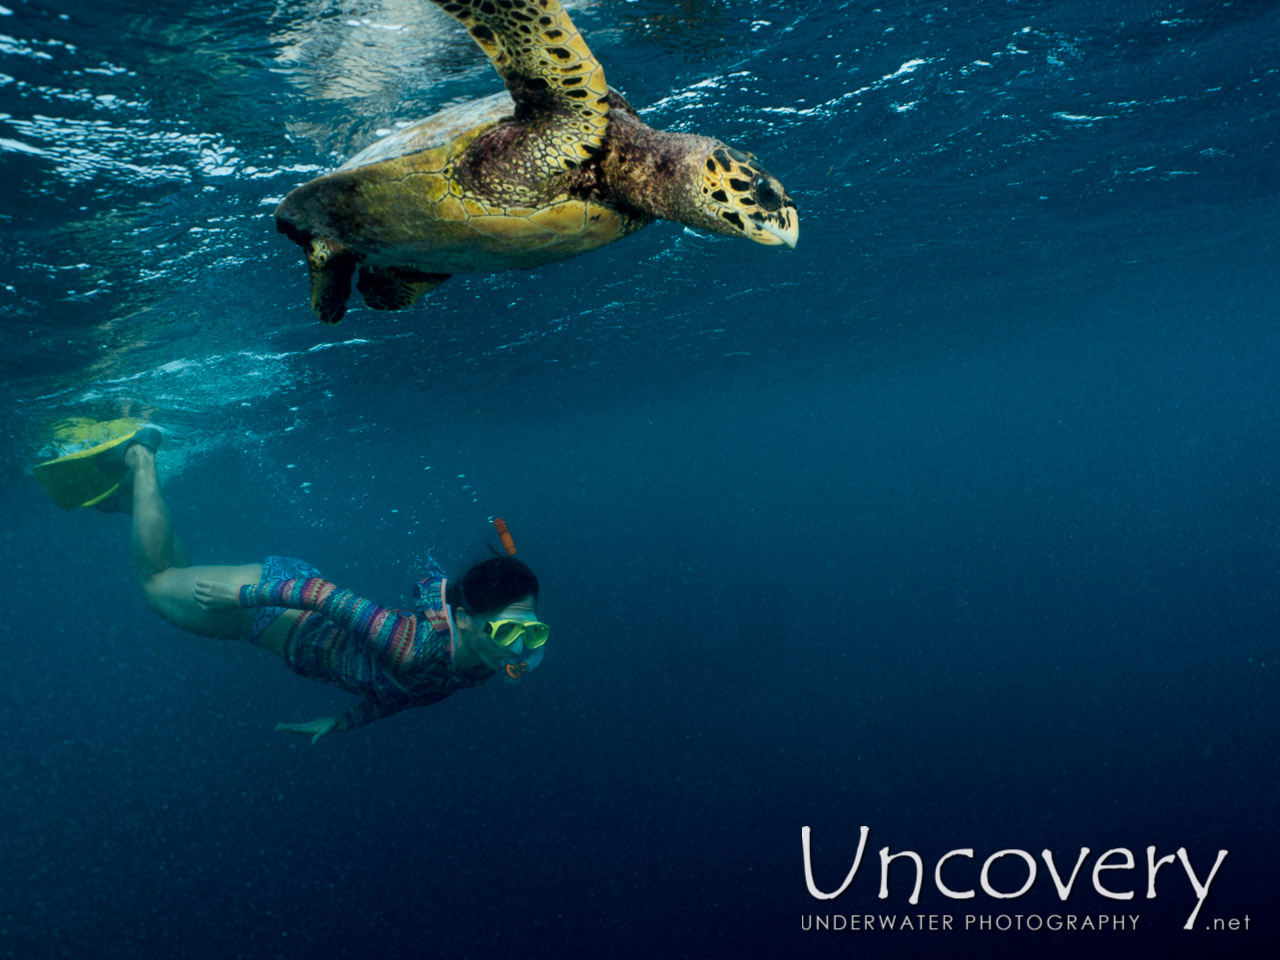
[193,579,240,610]
[275,716,339,744]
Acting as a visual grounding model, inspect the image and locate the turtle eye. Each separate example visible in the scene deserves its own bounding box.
[753,175,782,211]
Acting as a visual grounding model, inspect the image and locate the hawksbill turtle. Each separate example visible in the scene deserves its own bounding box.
[274,0,799,324]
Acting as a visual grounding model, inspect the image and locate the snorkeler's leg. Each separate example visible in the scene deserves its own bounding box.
[125,444,260,639]
[126,444,175,580]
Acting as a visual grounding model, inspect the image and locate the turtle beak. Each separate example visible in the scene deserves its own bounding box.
[750,208,800,249]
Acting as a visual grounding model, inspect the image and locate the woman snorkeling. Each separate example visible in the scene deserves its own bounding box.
[110,428,547,742]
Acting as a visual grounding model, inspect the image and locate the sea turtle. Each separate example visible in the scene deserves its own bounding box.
[274,0,799,324]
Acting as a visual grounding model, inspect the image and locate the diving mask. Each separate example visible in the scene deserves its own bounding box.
[483,619,547,683]
[484,618,549,649]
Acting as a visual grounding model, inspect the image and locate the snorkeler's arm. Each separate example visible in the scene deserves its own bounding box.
[234,577,423,672]
[332,697,411,732]
[332,687,454,732]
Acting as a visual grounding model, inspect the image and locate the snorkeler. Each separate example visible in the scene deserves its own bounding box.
[111,429,547,742]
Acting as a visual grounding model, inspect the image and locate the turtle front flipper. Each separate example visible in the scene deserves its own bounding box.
[307,238,357,325]
[357,266,451,312]
[429,0,609,174]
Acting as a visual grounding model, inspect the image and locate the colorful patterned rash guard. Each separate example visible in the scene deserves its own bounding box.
[237,557,495,732]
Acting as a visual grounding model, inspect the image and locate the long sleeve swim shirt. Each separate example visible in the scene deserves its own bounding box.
[237,557,493,731]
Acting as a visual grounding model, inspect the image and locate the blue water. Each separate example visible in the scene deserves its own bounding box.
[2,1,1277,957]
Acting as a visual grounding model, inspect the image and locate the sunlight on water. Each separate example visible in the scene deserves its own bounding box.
[2,0,1276,481]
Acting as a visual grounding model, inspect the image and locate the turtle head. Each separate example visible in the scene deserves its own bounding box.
[697,145,798,248]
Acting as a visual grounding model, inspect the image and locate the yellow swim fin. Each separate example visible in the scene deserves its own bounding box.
[33,417,145,510]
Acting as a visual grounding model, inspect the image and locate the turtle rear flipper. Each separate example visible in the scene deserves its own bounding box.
[307,238,357,324]
[357,266,451,312]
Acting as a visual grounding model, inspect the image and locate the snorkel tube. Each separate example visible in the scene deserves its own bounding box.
[494,517,517,556]
[504,659,534,681]
[498,640,544,682]
[489,517,543,682]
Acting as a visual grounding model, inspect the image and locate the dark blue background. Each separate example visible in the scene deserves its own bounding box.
[2,1,1276,957]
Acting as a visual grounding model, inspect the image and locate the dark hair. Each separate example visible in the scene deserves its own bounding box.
[453,556,539,615]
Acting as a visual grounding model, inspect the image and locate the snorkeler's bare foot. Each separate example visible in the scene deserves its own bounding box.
[94,441,153,514]
[124,442,155,473]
